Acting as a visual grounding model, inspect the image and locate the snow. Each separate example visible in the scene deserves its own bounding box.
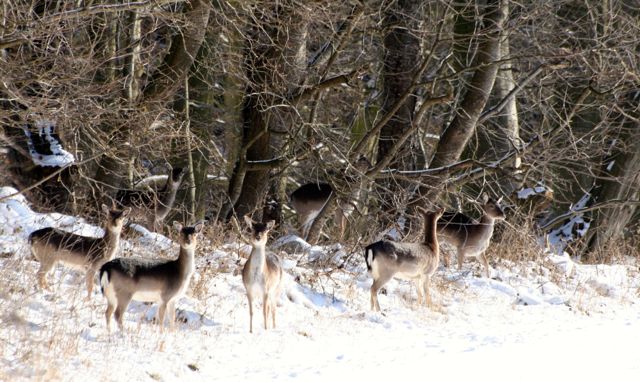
[548,192,592,252]
[517,185,549,199]
[22,121,75,168]
[1,186,639,381]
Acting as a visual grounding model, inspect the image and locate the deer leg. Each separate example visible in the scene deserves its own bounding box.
[480,253,491,278]
[423,276,432,308]
[301,218,313,241]
[456,248,466,271]
[415,279,424,306]
[36,260,54,290]
[247,294,254,333]
[271,297,277,329]
[335,209,346,241]
[153,218,163,234]
[441,248,451,268]
[370,271,393,312]
[263,294,270,330]
[85,267,97,300]
[167,300,176,331]
[157,302,167,332]
[114,294,132,331]
[105,300,116,333]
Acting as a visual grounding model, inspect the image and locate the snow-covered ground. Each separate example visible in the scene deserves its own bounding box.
[1,186,639,381]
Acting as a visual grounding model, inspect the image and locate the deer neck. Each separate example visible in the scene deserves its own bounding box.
[479,214,496,232]
[423,214,439,256]
[177,244,196,276]
[248,242,267,271]
[102,225,122,258]
[157,182,180,214]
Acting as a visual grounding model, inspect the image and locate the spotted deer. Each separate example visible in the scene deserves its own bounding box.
[99,222,203,332]
[364,207,445,311]
[437,195,505,278]
[28,205,130,299]
[116,167,184,231]
[242,216,283,333]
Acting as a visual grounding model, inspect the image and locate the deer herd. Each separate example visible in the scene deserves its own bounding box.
[25,167,506,334]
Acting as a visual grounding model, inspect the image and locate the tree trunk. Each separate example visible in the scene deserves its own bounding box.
[375,0,422,215]
[230,2,308,220]
[476,0,521,195]
[94,0,210,189]
[429,0,506,170]
[583,90,640,261]
[491,0,521,194]
[452,1,476,73]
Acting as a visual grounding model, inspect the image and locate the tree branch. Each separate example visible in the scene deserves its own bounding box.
[289,68,363,104]
[142,0,210,102]
[540,199,640,230]
[478,64,546,125]
[366,91,455,177]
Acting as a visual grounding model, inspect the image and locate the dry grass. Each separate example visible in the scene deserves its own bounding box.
[488,219,545,264]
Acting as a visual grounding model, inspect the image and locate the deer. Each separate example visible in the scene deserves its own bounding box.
[364,207,445,312]
[28,204,130,299]
[289,182,352,240]
[242,215,283,333]
[99,221,203,332]
[116,167,185,232]
[289,159,370,241]
[437,194,505,278]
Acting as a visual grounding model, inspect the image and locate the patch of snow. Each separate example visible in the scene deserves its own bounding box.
[517,186,548,199]
[129,223,174,251]
[548,193,591,251]
[22,121,75,167]
[2,183,640,381]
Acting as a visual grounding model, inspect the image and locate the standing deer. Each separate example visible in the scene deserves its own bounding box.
[289,157,369,241]
[28,204,130,299]
[99,222,203,332]
[242,216,283,333]
[364,207,445,311]
[289,182,354,240]
[116,167,184,231]
[437,195,505,278]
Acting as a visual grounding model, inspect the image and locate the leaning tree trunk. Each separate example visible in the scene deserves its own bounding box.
[583,90,640,261]
[429,0,506,170]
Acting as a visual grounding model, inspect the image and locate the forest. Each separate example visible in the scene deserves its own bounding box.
[1,0,639,261]
[1,1,640,380]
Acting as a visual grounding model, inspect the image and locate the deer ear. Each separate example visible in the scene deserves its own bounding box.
[194,222,204,233]
[243,215,253,227]
[266,220,276,230]
[101,204,110,214]
[481,193,489,204]
[496,196,504,204]
[122,207,131,216]
[173,221,183,232]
